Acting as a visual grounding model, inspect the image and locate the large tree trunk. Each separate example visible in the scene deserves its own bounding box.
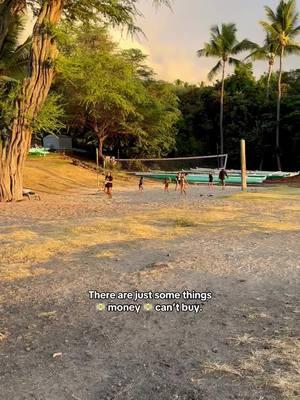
[220,61,226,155]
[98,137,104,163]
[96,129,108,168]
[275,49,284,171]
[91,118,108,167]
[0,0,63,202]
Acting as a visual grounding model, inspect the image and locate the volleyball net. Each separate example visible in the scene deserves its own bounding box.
[116,154,228,172]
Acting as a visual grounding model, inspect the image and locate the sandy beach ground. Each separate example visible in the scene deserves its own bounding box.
[0,158,299,400]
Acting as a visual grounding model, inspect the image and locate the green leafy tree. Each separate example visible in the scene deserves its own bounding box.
[260,0,300,170]
[197,23,255,154]
[57,25,147,161]
[57,25,179,161]
[126,80,180,157]
[174,83,219,157]
[0,0,170,202]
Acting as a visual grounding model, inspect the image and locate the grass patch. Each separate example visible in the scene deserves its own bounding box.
[0,229,38,242]
[95,250,119,259]
[231,333,257,346]
[1,179,300,281]
[2,194,299,281]
[202,336,300,399]
[231,186,300,202]
[203,361,242,377]
[174,217,198,228]
[24,154,137,194]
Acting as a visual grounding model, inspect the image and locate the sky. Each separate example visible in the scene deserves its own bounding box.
[112,0,300,83]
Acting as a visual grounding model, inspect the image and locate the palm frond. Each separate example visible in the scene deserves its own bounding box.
[290,24,300,35]
[197,48,206,57]
[228,57,242,67]
[264,5,278,23]
[208,60,222,81]
[211,24,220,37]
[285,40,300,54]
[152,0,172,5]
[245,46,266,61]
[232,39,257,54]
[220,23,237,50]
[260,20,280,37]
[261,0,300,43]
[197,42,220,58]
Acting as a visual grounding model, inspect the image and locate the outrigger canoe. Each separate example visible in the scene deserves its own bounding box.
[135,172,267,185]
[190,168,298,181]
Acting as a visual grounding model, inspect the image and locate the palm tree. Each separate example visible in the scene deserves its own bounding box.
[246,35,279,100]
[260,0,300,170]
[197,23,255,154]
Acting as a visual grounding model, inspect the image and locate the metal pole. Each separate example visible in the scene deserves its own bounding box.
[240,139,247,191]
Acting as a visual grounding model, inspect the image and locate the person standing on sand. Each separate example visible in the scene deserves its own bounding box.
[180,173,188,196]
[219,168,228,190]
[208,172,214,189]
[164,178,170,193]
[175,172,180,191]
[105,172,113,198]
[103,172,109,193]
[138,176,144,191]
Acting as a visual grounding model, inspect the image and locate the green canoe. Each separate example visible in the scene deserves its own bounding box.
[136,172,266,185]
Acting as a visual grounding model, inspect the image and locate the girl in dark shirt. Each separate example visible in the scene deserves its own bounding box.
[139,176,144,191]
[164,178,170,193]
[105,172,113,198]
[219,169,228,189]
[208,172,214,188]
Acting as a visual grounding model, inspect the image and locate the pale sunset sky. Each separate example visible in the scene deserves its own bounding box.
[22,0,300,83]
[112,0,300,83]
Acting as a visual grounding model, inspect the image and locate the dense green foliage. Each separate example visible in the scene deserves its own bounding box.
[173,64,300,170]
[52,24,180,159]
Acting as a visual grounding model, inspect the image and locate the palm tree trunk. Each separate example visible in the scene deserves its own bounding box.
[275,48,284,171]
[0,0,63,202]
[220,61,225,154]
[266,62,272,101]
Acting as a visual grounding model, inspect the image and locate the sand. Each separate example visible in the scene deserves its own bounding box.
[0,164,299,400]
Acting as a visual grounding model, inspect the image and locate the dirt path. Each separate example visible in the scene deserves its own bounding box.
[0,184,299,400]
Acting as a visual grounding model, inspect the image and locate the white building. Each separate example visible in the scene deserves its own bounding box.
[43,135,72,151]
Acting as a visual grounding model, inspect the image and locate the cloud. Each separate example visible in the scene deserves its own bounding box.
[111,29,209,83]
